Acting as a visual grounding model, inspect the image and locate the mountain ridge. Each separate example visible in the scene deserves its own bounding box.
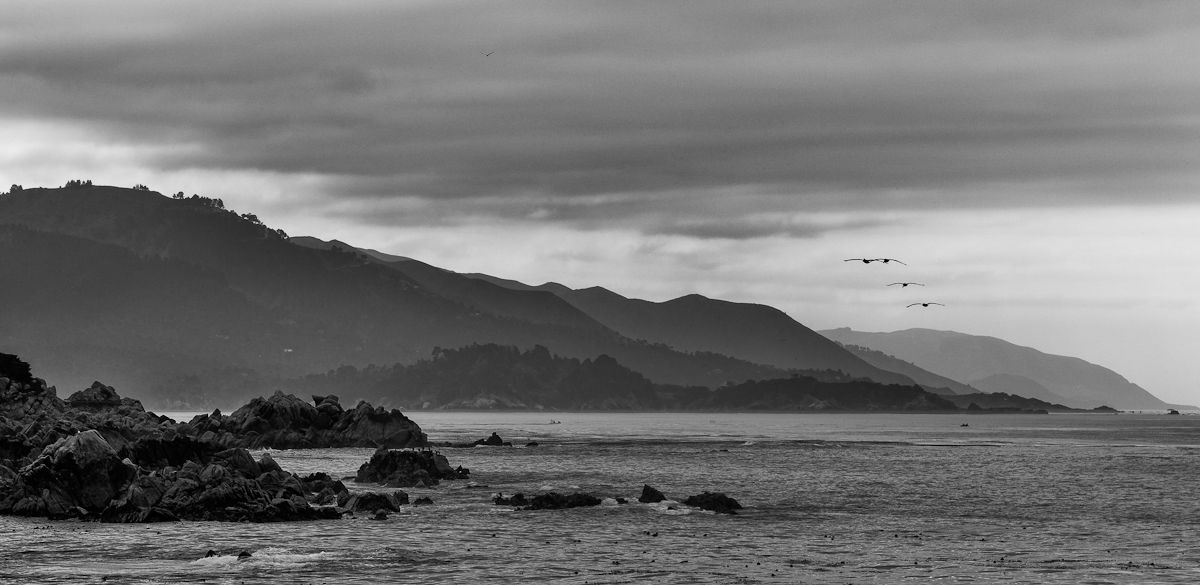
[819,327,1187,410]
[0,185,833,406]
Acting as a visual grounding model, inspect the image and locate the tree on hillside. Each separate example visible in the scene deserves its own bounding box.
[0,353,35,387]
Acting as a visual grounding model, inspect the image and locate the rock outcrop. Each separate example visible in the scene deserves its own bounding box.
[493,491,604,510]
[638,484,667,503]
[178,391,427,450]
[355,448,470,488]
[0,428,341,522]
[1,356,460,523]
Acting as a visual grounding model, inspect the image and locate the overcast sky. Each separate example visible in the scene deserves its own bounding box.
[2,1,1199,404]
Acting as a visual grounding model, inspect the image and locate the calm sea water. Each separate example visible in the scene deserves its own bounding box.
[3,412,1199,584]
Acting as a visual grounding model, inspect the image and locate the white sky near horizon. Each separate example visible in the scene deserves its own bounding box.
[1,1,1198,405]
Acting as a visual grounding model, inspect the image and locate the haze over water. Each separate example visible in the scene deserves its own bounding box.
[3,412,1198,584]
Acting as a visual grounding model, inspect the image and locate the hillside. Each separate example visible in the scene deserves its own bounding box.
[819,327,1184,410]
[290,343,956,412]
[0,185,795,406]
[467,275,915,386]
[835,343,979,396]
[968,373,1067,404]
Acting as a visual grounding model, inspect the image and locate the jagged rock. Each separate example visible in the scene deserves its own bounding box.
[18,429,135,513]
[179,391,427,450]
[412,496,433,506]
[683,492,742,514]
[299,472,346,496]
[257,452,283,474]
[213,448,261,478]
[66,382,124,409]
[475,432,505,446]
[638,484,667,504]
[257,470,306,500]
[1,364,462,523]
[355,448,468,487]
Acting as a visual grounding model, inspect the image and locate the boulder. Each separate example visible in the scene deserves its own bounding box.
[18,430,134,513]
[342,491,408,513]
[213,448,261,478]
[683,492,742,514]
[257,470,307,500]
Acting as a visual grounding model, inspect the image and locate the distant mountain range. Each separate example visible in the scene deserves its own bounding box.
[833,343,980,396]
[1,185,1178,412]
[0,185,907,408]
[820,328,1188,410]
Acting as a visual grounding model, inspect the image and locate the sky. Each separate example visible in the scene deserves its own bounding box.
[2,1,1198,405]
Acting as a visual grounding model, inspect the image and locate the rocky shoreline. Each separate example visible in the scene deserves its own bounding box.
[2,354,746,524]
[0,355,465,522]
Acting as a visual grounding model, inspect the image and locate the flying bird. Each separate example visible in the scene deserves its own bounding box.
[888,282,925,287]
[872,258,906,265]
[907,302,944,308]
[844,258,876,263]
[481,51,494,56]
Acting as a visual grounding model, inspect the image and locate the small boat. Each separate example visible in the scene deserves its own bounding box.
[960,423,969,427]
[548,420,561,424]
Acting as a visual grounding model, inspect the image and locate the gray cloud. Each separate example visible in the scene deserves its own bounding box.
[2,0,1199,231]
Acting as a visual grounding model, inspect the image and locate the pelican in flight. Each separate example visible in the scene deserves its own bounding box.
[888,282,925,287]
[844,258,877,263]
[872,258,906,265]
[907,302,944,308]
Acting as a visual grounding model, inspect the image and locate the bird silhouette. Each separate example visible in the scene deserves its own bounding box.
[481,51,494,56]
[907,302,944,308]
[872,258,906,265]
[888,282,925,287]
[844,258,876,263]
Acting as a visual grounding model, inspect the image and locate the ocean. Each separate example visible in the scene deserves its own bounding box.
[2,412,1198,584]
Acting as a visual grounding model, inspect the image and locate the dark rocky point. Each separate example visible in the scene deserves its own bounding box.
[0,355,463,523]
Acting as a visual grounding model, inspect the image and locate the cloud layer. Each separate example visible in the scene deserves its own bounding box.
[3,1,1199,233]
[2,1,1199,404]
